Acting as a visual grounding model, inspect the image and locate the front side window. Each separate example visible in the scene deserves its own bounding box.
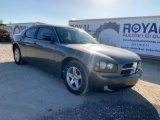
[37,27,52,40]
[55,27,98,44]
[25,27,37,38]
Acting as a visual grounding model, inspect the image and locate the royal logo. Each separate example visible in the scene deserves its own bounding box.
[123,23,160,34]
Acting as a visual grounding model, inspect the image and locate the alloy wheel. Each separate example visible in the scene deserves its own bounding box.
[66,67,82,90]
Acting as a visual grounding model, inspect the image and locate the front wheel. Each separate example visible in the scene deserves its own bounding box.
[63,60,89,95]
[13,46,24,65]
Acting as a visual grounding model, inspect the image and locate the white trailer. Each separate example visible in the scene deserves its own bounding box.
[69,16,160,58]
[6,22,44,37]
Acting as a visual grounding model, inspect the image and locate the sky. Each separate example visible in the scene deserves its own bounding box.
[0,0,160,25]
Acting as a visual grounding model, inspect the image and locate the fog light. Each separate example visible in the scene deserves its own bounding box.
[100,62,106,69]
[107,63,113,69]
[104,86,114,91]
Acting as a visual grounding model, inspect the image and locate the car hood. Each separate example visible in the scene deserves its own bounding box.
[66,44,141,64]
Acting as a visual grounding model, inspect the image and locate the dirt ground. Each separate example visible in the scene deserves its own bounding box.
[0,43,159,120]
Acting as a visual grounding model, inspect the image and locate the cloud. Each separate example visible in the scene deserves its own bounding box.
[71,18,76,20]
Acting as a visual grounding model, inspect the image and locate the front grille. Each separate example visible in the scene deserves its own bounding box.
[123,63,133,68]
[121,62,137,75]
[121,70,132,74]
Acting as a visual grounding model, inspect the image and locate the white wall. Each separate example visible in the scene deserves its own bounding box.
[69,17,160,57]
[6,23,39,37]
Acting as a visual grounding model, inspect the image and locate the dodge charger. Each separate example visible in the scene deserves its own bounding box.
[12,25,143,95]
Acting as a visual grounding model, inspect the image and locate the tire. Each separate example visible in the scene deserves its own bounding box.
[13,46,24,65]
[0,37,2,42]
[63,60,89,95]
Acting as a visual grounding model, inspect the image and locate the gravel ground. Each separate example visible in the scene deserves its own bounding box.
[0,42,160,120]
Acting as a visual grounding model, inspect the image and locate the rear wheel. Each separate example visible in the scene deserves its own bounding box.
[63,60,89,95]
[13,46,24,65]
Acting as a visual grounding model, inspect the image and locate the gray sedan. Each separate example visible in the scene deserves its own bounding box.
[12,25,143,95]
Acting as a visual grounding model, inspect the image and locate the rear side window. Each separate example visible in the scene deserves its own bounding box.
[37,27,52,40]
[25,27,37,38]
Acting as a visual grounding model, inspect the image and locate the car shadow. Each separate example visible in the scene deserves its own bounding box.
[40,88,160,120]
[0,62,159,120]
[141,58,160,85]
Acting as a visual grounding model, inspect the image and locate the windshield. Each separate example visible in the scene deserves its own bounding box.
[55,27,98,44]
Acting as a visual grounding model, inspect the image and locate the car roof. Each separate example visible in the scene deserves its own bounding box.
[33,24,75,29]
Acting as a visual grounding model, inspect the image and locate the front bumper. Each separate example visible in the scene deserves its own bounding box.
[88,67,143,91]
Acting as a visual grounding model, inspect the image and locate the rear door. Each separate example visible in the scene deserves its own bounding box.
[31,26,56,72]
[21,27,39,61]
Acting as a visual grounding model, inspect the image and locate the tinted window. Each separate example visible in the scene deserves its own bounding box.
[37,27,52,40]
[25,27,37,38]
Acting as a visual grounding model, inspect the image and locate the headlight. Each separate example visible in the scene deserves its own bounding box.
[107,63,114,69]
[100,62,106,69]
[94,62,117,73]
